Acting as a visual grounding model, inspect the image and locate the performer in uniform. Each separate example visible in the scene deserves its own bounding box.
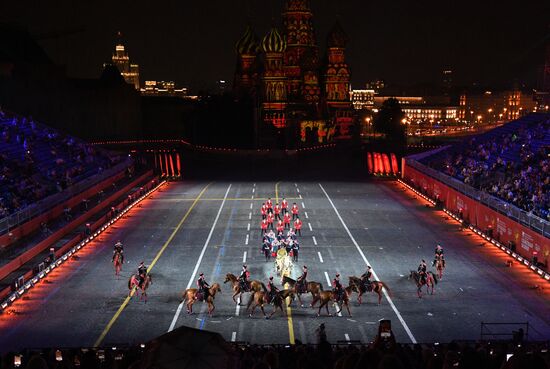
[137,261,147,288]
[281,198,288,214]
[418,259,427,284]
[262,239,271,262]
[360,265,373,291]
[294,217,302,236]
[292,239,300,262]
[276,219,284,234]
[332,273,344,302]
[113,240,124,263]
[291,203,299,220]
[274,203,282,221]
[283,211,291,229]
[260,204,267,220]
[296,265,308,293]
[261,218,268,235]
[267,211,274,229]
[196,273,210,300]
[267,276,279,303]
[266,198,273,214]
[433,244,445,266]
[239,265,249,291]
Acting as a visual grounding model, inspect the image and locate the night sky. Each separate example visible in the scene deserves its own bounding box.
[1,0,548,92]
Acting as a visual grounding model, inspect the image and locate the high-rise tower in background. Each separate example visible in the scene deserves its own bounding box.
[111,32,140,90]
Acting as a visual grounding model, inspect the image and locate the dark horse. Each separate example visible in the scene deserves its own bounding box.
[247,289,295,319]
[128,274,153,302]
[282,276,323,307]
[311,285,354,317]
[409,270,437,298]
[348,276,391,305]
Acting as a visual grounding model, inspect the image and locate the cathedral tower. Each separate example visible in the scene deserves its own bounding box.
[233,25,260,98]
[261,27,288,128]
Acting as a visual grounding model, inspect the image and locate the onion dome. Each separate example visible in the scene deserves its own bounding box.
[262,27,287,53]
[327,21,348,48]
[235,25,259,55]
[283,0,311,12]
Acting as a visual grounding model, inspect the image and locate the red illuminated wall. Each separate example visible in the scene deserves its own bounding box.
[402,164,549,267]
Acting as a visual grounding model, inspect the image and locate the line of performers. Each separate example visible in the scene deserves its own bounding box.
[260,198,302,235]
[416,244,445,283]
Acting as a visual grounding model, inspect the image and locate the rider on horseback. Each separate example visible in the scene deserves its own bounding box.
[332,273,344,302]
[418,259,427,284]
[239,265,250,291]
[267,276,279,303]
[196,273,210,301]
[360,265,373,292]
[297,265,307,293]
[433,244,445,267]
[113,240,124,263]
[137,261,147,288]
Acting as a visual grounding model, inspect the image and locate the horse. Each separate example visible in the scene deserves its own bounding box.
[434,256,445,279]
[247,289,294,319]
[348,276,391,305]
[113,251,123,276]
[223,273,264,305]
[128,274,153,302]
[181,283,222,316]
[409,270,437,298]
[282,276,323,307]
[311,285,354,317]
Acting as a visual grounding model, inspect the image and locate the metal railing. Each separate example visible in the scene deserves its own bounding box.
[0,158,133,235]
[405,158,550,238]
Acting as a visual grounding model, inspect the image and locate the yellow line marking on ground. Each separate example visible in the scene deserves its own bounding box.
[93,183,212,347]
[276,181,295,344]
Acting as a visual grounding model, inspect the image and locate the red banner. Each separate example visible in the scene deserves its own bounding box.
[382,154,391,175]
[169,154,175,177]
[367,152,373,174]
[403,164,549,266]
[158,154,164,175]
[164,154,170,177]
[391,153,399,174]
[176,153,181,176]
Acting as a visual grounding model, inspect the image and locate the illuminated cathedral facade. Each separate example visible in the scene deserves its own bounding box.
[233,0,354,148]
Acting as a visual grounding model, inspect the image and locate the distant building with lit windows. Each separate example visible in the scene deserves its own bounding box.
[140,81,188,98]
[109,32,140,90]
[459,89,536,123]
[350,89,375,109]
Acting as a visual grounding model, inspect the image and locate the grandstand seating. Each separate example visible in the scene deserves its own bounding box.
[0,110,118,218]
[2,341,549,369]
[421,114,550,220]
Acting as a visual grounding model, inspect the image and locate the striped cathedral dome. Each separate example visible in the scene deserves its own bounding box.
[262,27,287,53]
[235,25,259,55]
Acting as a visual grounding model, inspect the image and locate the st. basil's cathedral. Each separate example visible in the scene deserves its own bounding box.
[233,0,355,148]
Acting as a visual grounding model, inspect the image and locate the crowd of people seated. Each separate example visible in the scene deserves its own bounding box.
[1,340,548,369]
[0,109,117,218]
[425,115,550,220]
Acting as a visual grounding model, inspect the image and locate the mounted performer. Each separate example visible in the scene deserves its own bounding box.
[137,261,148,288]
[196,273,210,301]
[360,265,373,292]
[113,240,124,263]
[332,273,344,302]
[433,244,445,267]
[267,276,279,303]
[239,264,250,292]
[297,265,308,293]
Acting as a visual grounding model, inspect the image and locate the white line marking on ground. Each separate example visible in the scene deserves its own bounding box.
[308,223,313,232]
[245,234,249,245]
[324,271,331,287]
[231,332,237,342]
[297,188,300,193]
[304,212,309,219]
[235,298,241,316]
[318,252,323,263]
[302,202,305,209]
[168,184,232,332]
[319,183,417,344]
[295,183,297,187]
[247,223,250,231]
[252,188,255,193]
[345,334,350,342]
[243,251,247,263]
[248,212,252,220]
[299,194,302,199]
[251,195,254,199]
[312,236,318,245]
[250,203,253,209]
